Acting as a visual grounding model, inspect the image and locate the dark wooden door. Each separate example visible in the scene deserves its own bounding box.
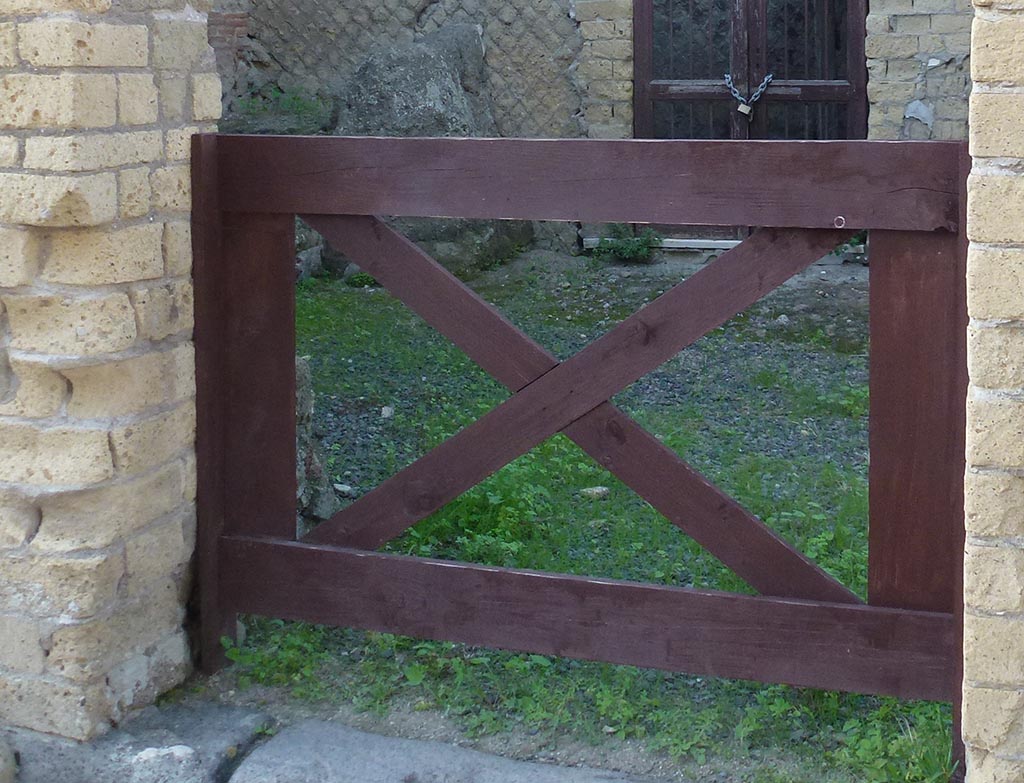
[634,0,866,140]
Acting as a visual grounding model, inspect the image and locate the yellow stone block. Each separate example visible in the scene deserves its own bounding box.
[968,172,1024,244]
[191,73,222,121]
[0,616,46,676]
[43,224,164,285]
[0,135,19,167]
[0,488,39,548]
[165,126,203,161]
[0,172,116,227]
[118,74,159,126]
[119,166,152,219]
[967,752,1024,783]
[47,585,181,681]
[579,20,627,41]
[0,0,110,11]
[971,91,1024,158]
[969,325,1024,390]
[130,279,194,340]
[968,396,1024,468]
[966,470,1024,538]
[0,548,122,618]
[965,543,1024,613]
[123,512,191,597]
[962,685,1024,752]
[864,33,920,58]
[157,75,188,123]
[972,15,1024,84]
[35,460,187,551]
[63,342,195,418]
[964,613,1024,685]
[152,18,210,71]
[24,131,162,172]
[18,20,148,68]
[0,420,114,486]
[0,23,16,68]
[0,73,116,130]
[0,358,66,418]
[582,37,632,61]
[968,245,1024,320]
[150,165,191,212]
[0,676,112,742]
[0,226,39,287]
[109,401,196,475]
[574,0,633,21]
[162,221,192,276]
[2,292,137,355]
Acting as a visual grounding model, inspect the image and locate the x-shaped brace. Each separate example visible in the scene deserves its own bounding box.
[302,215,858,605]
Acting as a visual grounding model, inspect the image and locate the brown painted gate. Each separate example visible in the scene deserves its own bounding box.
[192,135,968,775]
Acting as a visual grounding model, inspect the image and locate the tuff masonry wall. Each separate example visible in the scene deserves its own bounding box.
[963,0,1024,778]
[212,0,632,140]
[219,0,974,143]
[865,0,973,139]
[0,0,216,740]
[574,0,634,138]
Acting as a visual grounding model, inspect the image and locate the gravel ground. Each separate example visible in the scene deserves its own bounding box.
[304,249,870,503]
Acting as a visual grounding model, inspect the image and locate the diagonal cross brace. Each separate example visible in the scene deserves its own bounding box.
[303,215,859,605]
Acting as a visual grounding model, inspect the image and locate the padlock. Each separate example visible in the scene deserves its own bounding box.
[737,103,752,117]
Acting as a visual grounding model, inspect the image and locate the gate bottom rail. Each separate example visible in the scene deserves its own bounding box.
[220,535,956,703]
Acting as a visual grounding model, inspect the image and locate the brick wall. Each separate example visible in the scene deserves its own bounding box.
[0,0,216,740]
[963,0,1024,778]
[866,0,973,139]
[575,0,634,138]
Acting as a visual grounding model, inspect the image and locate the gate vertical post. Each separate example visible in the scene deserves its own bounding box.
[192,134,298,671]
[218,210,297,541]
[193,133,232,672]
[868,235,966,612]
[867,143,969,780]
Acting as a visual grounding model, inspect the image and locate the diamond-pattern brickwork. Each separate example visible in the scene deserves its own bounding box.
[242,0,585,138]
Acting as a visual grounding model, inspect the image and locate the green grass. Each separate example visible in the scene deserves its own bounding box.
[230,273,954,783]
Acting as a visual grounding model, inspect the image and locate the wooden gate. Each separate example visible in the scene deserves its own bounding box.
[192,135,968,775]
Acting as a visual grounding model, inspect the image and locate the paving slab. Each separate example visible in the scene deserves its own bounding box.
[3,703,273,783]
[229,720,653,783]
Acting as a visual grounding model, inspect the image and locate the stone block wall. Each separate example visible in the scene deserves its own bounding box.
[0,0,216,740]
[963,0,1024,778]
[866,0,973,139]
[574,0,634,138]
[216,0,625,139]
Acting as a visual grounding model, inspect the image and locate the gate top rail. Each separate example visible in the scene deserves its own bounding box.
[208,135,962,233]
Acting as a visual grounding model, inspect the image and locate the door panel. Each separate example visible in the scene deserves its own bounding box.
[653,99,734,139]
[652,0,732,80]
[763,101,848,139]
[764,0,848,81]
[634,0,865,140]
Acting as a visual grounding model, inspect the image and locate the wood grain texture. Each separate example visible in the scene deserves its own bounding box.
[303,214,859,605]
[192,134,233,672]
[951,144,970,782]
[221,536,956,701]
[633,0,655,138]
[868,228,966,614]
[219,212,297,539]
[306,227,851,553]
[215,136,960,231]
